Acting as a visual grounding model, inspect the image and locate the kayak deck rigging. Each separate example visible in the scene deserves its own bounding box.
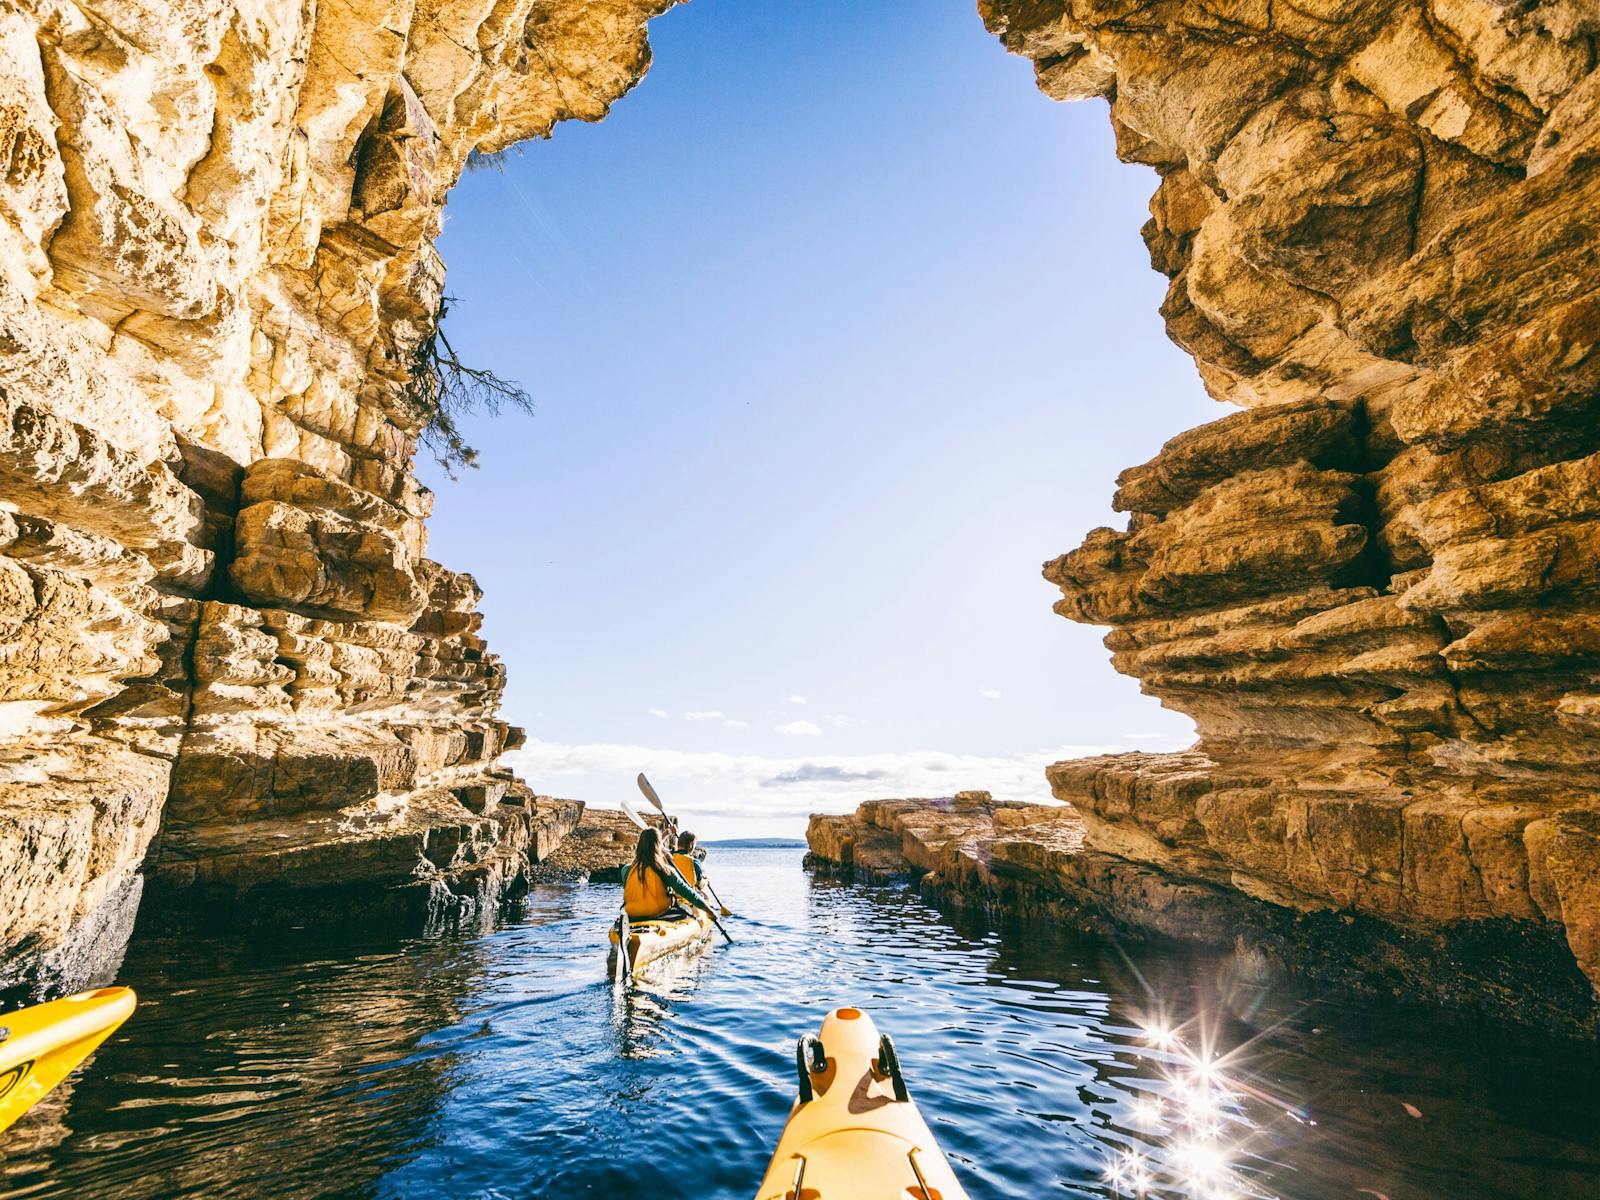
[755,1007,970,1200]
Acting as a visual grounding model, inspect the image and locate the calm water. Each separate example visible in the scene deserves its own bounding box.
[2,848,1597,1199]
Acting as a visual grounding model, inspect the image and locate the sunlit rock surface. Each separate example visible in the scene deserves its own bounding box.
[536,807,652,881]
[0,0,675,995]
[7,0,1600,1032]
[976,0,1600,1015]
[808,795,1600,1033]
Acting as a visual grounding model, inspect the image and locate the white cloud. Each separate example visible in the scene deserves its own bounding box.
[788,694,808,705]
[502,737,1122,832]
[821,713,859,728]
[979,687,1003,701]
[680,710,750,730]
[649,708,668,719]
[774,719,823,737]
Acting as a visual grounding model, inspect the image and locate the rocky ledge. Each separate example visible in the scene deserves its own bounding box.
[0,0,677,998]
[808,794,1600,1038]
[144,791,583,932]
[976,0,1600,1022]
[535,808,650,883]
[7,0,1600,1035]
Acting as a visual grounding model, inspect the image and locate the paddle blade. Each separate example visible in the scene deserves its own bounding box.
[636,773,665,813]
[612,912,633,985]
[618,798,649,829]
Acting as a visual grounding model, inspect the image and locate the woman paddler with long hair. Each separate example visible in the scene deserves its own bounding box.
[623,826,715,921]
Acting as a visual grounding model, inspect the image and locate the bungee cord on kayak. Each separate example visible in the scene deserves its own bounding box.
[753,1007,971,1200]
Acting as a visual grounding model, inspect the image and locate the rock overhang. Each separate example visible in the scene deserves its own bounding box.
[1,0,1598,1021]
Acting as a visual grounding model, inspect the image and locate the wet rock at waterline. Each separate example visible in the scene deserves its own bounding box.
[2,0,1600,1034]
[143,791,584,934]
[0,0,677,995]
[976,0,1600,1009]
[808,796,1600,1037]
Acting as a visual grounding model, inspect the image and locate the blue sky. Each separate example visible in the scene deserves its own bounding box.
[424,0,1216,838]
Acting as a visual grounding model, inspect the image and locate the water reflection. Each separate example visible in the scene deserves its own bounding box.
[1098,1012,1290,1200]
[0,929,491,1199]
[806,874,1600,1200]
[609,953,715,1061]
[1,850,1596,1200]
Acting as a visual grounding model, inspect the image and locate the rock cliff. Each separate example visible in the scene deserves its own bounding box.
[536,807,654,881]
[808,795,1599,1032]
[6,0,1600,1026]
[0,0,674,996]
[978,0,1600,1009]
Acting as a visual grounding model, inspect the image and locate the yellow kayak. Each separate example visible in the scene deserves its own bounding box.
[607,910,714,981]
[755,1007,970,1200]
[0,986,135,1133]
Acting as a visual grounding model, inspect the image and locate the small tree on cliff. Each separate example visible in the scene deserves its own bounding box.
[406,295,534,476]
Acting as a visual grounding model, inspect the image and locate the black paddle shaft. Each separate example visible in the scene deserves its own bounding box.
[637,773,733,932]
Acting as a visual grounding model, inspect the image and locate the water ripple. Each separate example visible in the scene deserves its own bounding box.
[2,849,1598,1199]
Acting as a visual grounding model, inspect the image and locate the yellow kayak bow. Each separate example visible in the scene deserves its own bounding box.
[755,1007,970,1200]
[0,986,135,1133]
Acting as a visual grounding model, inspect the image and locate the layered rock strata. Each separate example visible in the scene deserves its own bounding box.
[979,0,1600,1010]
[8,0,1599,1029]
[0,0,674,995]
[808,796,1600,1034]
[535,807,652,882]
[806,793,1046,883]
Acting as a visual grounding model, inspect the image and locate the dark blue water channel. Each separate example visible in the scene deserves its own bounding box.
[2,848,1597,1199]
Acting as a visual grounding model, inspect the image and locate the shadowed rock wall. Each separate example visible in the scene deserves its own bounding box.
[7,0,1599,1024]
[0,0,675,995]
[982,0,1600,1001]
[808,794,1600,1033]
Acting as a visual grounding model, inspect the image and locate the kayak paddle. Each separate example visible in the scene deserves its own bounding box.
[612,911,632,986]
[636,772,666,813]
[621,789,733,942]
[637,773,735,918]
[701,877,734,919]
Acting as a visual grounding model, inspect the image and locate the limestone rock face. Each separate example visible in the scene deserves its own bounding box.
[981,0,1600,1000]
[0,0,676,995]
[808,797,1600,1033]
[806,792,1030,882]
[537,807,655,881]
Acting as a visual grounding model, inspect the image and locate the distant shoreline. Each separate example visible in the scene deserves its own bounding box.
[702,838,808,849]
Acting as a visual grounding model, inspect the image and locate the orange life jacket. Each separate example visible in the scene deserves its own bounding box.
[623,863,671,918]
[672,852,701,887]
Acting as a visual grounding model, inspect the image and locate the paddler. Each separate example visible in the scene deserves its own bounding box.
[672,830,706,888]
[622,827,715,921]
